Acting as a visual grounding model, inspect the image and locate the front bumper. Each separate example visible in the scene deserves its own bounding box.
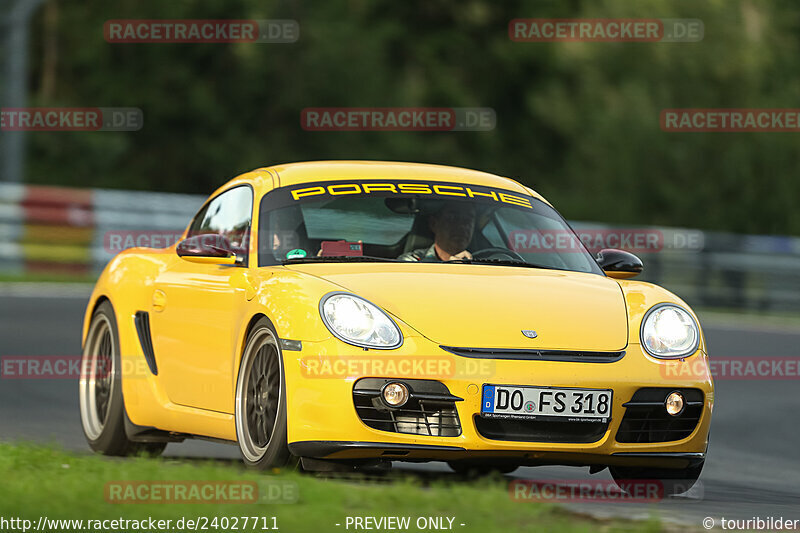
[283,334,713,469]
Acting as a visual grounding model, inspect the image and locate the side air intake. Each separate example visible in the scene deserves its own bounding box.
[134,311,158,375]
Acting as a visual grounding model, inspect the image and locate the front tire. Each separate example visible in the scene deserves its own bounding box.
[79,300,165,456]
[235,318,292,469]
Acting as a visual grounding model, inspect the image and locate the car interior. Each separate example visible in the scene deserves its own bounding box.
[259,197,503,263]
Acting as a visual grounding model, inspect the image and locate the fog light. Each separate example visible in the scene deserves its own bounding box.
[665,391,684,416]
[382,382,409,407]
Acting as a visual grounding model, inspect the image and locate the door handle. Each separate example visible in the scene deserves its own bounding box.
[231,271,258,301]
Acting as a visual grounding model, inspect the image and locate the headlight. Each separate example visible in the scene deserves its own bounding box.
[320,293,403,349]
[640,304,699,358]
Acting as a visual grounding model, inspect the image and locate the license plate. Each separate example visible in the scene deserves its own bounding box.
[481,384,612,422]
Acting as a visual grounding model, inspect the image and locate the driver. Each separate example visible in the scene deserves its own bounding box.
[399,202,476,261]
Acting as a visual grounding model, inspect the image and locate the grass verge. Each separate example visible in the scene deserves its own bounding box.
[0,443,663,533]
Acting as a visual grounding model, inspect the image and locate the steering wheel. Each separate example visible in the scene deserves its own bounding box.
[471,247,526,262]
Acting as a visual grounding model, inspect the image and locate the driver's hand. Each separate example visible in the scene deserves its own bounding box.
[446,250,472,261]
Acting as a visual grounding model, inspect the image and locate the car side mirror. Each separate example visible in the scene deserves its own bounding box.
[596,248,643,279]
[176,234,238,265]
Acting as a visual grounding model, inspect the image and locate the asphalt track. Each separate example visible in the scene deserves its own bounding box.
[1,285,799,527]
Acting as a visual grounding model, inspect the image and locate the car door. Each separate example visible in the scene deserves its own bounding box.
[150,185,254,414]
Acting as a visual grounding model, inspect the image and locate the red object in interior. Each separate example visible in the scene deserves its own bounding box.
[320,240,363,257]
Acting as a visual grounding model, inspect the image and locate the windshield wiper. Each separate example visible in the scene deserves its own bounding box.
[446,257,549,269]
[282,255,398,264]
[283,255,550,269]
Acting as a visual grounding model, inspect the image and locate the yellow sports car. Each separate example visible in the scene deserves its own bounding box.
[80,161,713,493]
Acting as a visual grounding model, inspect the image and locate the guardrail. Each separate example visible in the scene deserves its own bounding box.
[0,183,203,275]
[570,221,800,313]
[1,183,799,313]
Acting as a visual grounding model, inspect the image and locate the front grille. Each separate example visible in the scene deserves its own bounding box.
[353,378,462,437]
[616,388,704,443]
[440,346,625,363]
[474,416,609,443]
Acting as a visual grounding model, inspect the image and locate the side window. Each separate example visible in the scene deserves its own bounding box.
[188,186,253,260]
[480,218,505,248]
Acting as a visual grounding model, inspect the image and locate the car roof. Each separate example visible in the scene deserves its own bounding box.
[211,161,550,204]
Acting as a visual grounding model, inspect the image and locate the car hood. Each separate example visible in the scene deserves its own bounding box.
[286,263,628,351]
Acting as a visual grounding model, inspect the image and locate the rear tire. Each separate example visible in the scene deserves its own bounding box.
[610,460,704,496]
[79,300,166,457]
[235,317,293,469]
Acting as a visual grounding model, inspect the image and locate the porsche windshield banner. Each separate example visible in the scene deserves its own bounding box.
[261,179,535,210]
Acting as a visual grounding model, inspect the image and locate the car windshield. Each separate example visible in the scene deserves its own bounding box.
[258,179,602,274]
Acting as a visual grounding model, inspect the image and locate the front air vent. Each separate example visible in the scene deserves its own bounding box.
[616,388,704,443]
[440,346,625,363]
[475,417,609,443]
[353,378,462,437]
